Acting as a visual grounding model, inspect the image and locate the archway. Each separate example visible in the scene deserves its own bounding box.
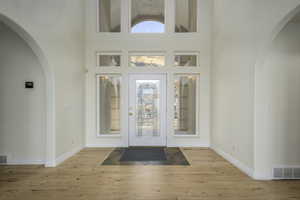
[0,14,55,166]
[254,5,300,179]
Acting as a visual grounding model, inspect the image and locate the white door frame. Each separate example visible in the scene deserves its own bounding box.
[128,73,167,146]
[90,51,208,148]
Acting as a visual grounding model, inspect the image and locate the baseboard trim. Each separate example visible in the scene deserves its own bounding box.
[253,165,300,181]
[168,144,210,148]
[253,172,272,180]
[85,144,127,148]
[45,160,56,167]
[0,160,44,165]
[86,144,210,148]
[55,146,83,166]
[212,146,254,178]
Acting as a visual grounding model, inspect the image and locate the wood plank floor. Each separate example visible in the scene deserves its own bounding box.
[1,148,300,200]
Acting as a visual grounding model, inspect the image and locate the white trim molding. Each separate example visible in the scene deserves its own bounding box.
[86,144,127,148]
[0,160,44,166]
[253,171,273,181]
[167,143,210,148]
[212,146,254,178]
[253,165,300,181]
[55,146,83,166]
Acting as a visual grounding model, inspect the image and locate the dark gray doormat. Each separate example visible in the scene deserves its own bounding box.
[120,147,167,161]
[101,147,190,165]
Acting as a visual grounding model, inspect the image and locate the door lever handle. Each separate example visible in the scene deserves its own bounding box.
[129,112,134,116]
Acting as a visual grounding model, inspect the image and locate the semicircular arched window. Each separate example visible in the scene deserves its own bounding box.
[131,21,165,33]
[130,0,165,33]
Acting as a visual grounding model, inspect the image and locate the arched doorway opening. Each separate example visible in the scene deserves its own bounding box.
[254,5,300,179]
[0,14,55,166]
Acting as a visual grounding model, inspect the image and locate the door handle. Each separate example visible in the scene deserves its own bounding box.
[129,112,134,116]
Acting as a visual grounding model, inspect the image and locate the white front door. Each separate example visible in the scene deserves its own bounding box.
[129,74,167,146]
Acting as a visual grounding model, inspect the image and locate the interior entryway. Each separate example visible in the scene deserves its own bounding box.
[0,21,46,165]
[128,74,167,147]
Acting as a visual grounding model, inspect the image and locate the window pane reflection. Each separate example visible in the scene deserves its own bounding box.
[132,21,164,33]
[98,55,121,67]
[130,56,165,67]
[98,0,121,32]
[98,75,121,135]
[174,75,198,135]
[136,80,160,136]
[175,55,198,67]
[175,0,197,32]
[131,0,165,33]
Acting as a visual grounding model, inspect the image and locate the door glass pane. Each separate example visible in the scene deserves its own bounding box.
[136,80,160,136]
[98,0,121,32]
[130,55,165,67]
[131,0,165,33]
[98,75,121,135]
[174,75,198,135]
[175,55,198,67]
[132,21,164,33]
[98,55,121,67]
[175,0,197,32]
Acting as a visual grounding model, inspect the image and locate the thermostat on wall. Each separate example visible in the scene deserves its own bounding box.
[25,81,34,89]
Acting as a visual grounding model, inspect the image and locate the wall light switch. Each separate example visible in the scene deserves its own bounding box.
[25,81,34,89]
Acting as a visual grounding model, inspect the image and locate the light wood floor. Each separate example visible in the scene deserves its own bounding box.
[1,148,300,200]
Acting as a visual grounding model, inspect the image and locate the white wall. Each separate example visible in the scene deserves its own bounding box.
[255,21,300,178]
[212,0,256,171]
[212,0,300,177]
[0,23,45,164]
[0,0,85,166]
[1,0,300,172]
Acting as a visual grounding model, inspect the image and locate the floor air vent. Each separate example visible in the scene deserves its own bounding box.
[273,167,300,179]
[0,155,7,164]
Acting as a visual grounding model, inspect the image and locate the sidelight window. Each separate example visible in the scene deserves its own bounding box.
[174,74,199,135]
[97,75,121,135]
